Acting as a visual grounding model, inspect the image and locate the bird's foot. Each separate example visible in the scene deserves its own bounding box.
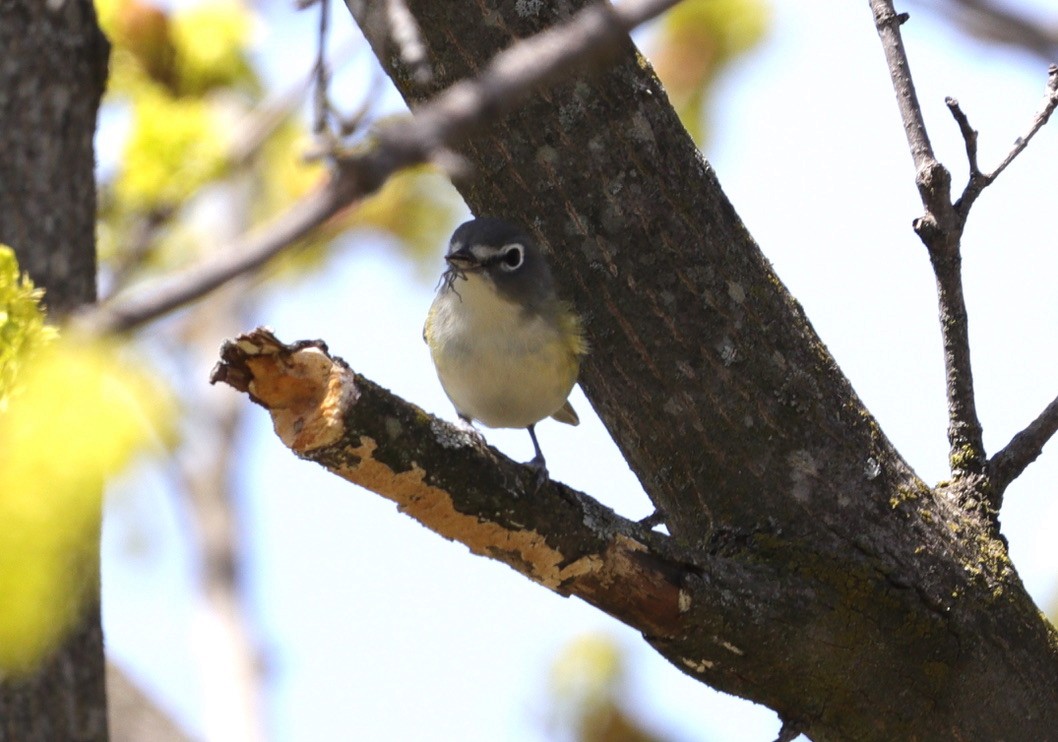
[527,454,550,492]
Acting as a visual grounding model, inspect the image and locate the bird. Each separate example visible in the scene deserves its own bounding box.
[424,217,587,483]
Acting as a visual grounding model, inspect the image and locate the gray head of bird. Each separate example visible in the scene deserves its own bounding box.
[441,217,558,311]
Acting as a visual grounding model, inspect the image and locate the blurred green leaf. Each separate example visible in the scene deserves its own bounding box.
[652,0,770,146]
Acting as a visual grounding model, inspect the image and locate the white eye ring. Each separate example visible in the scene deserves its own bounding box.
[499,244,524,272]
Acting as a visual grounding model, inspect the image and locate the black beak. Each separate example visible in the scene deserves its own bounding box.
[444,246,477,270]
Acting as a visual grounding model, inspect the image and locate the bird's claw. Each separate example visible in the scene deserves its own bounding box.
[527,455,549,492]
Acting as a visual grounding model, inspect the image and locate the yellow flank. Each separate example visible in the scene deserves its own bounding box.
[425,272,584,430]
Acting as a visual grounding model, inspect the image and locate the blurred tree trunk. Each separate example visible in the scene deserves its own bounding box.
[0,1,110,741]
[344,1,1058,739]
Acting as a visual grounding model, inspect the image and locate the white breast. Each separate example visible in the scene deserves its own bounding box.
[427,274,578,429]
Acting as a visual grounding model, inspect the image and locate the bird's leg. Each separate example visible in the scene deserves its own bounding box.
[526,424,549,489]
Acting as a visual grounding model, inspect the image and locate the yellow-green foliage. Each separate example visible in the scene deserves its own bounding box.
[115,87,229,211]
[652,0,770,145]
[0,246,58,410]
[98,0,259,210]
[549,633,624,712]
[0,251,173,674]
[170,1,257,95]
[97,0,455,285]
[96,0,256,96]
[547,634,665,742]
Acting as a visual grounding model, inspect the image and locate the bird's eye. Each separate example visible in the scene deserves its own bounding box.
[499,244,524,271]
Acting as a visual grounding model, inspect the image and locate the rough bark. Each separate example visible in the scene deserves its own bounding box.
[324,2,1058,740]
[0,1,110,740]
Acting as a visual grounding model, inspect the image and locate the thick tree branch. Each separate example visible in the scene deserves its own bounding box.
[214,320,1058,740]
[341,1,1058,737]
[989,393,1058,498]
[209,328,789,685]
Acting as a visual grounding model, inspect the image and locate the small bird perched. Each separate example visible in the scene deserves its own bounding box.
[424,217,587,482]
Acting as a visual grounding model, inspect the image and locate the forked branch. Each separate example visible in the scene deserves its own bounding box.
[870,1,1058,497]
[871,0,984,479]
[949,64,1058,217]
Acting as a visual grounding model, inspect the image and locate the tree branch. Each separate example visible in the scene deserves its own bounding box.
[208,327,783,682]
[870,0,987,480]
[989,393,1058,498]
[950,65,1058,217]
[202,1,1058,734]
[75,0,682,335]
[868,2,941,183]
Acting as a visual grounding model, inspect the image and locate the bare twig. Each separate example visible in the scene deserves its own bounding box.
[232,35,363,165]
[952,65,1058,216]
[982,64,1058,184]
[98,36,361,304]
[945,96,982,178]
[989,394,1058,499]
[334,0,683,189]
[870,0,986,479]
[77,0,683,334]
[312,0,331,135]
[870,5,931,161]
[79,185,343,334]
[872,4,1058,501]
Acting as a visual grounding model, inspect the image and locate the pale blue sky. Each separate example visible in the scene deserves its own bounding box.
[101,1,1058,740]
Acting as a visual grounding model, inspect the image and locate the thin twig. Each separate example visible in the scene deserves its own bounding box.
[985,64,1058,184]
[312,0,331,135]
[952,65,1058,216]
[78,185,342,334]
[989,393,1058,500]
[77,0,683,334]
[868,2,938,174]
[945,96,981,178]
[335,0,684,190]
[231,35,363,165]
